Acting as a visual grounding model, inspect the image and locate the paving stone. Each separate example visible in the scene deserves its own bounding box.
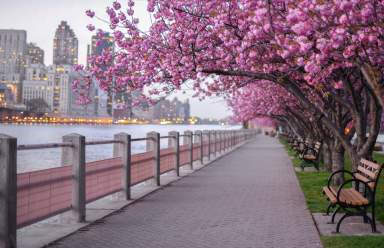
[313,213,384,236]
[48,136,322,248]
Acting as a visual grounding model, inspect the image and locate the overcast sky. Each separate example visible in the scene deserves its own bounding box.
[0,0,232,119]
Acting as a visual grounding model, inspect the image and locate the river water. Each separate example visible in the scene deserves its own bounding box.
[0,124,239,173]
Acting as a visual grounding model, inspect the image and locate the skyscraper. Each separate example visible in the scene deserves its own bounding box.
[0,29,27,103]
[90,33,113,58]
[88,34,110,116]
[88,33,131,118]
[53,21,78,65]
[26,43,44,65]
[151,97,191,122]
[22,64,52,111]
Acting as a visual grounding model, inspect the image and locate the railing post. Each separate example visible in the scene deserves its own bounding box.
[114,133,131,200]
[222,131,225,151]
[213,131,217,156]
[168,131,180,176]
[230,130,235,148]
[211,131,216,157]
[183,131,193,170]
[203,130,211,161]
[219,131,223,153]
[146,132,160,186]
[227,131,230,149]
[0,135,17,248]
[226,131,228,150]
[229,131,231,148]
[194,130,203,165]
[63,133,86,223]
[232,131,235,147]
[215,131,220,154]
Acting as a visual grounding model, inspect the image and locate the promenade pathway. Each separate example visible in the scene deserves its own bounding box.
[48,135,322,248]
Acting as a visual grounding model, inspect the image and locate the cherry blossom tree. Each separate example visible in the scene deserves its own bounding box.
[80,0,383,176]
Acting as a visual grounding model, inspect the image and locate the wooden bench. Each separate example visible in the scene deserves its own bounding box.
[291,137,302,151]
[287,134,297,145]
[299,141,322,171]
[296,138,312,154]
[322,159,383,232]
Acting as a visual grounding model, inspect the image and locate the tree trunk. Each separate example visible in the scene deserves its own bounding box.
[332,143,345,186]
[322,142,332,172]
[360,64,384,110]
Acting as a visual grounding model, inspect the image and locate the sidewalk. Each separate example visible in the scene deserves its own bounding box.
[48,135,322,248]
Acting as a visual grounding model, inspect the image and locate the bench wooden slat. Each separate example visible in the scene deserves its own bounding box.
[360,159,381,170]
[344,188,368,206]
[322,186,369,206]
[323,186,337,203]
[348,189,369,205]
[354,173,375,189]
[357,166,377,180]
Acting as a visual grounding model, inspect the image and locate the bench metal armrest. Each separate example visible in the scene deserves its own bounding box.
[327,170,354,189]
[336,178,373,204]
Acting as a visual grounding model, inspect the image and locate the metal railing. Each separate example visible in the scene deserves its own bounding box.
[0,129,259,248]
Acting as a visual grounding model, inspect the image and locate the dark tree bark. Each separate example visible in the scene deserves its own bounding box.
[331,140,345,185]
[322,141,332,172]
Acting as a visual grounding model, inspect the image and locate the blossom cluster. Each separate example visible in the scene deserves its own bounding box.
[77,0,384,130]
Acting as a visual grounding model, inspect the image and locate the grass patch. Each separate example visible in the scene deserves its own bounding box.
[296,171,329,212]
[321,236,384,248]
[279,138,384,248]
[372,152,384,223]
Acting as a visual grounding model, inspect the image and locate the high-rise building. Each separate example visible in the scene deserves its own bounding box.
[151,97,191,122]
[0,29,27,104]
[22,80,52,112]
[46,65,96,116]
[22,64,52,111]
[0,84,12,108]
[47,65,74,114]
[88,33,131,118]
[22,64,97,116]
[53,21,78,65]
[69,70,98,117]
[90,33,113,58]
[25,63,47,81]
[131,91,155,120]
[89,33,113,116]
[26,43,44,65]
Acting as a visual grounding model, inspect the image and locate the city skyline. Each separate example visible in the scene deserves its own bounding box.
[0,0,231,119]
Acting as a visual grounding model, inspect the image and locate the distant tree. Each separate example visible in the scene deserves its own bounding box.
[26,98,50,114]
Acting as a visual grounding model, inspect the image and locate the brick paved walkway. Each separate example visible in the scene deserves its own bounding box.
[48,136,322,248]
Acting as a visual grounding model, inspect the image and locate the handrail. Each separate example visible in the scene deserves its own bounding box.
[132,137,149,142]
[160,135,174,139]
[86,140,122,146]
[0,128,260,240]
[18,140,124,150]
[17,142,74,150]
